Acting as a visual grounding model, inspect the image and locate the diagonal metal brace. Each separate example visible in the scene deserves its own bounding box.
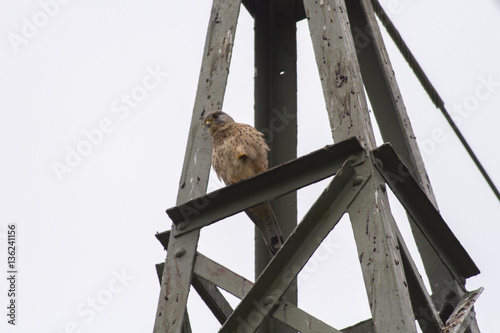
[193,253,343,333]
[191,274,234,325]
[372,143,480,281]
[395,230,444,332]
[218,163,369,332]
[155,234,343,332]
[156,259,233,326]
[167,137,364,237]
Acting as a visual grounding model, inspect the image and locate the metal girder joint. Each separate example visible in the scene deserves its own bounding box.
[193,252,344,333]
[218,162,369,332]
[372,143,479,281]
[167,138,364,237]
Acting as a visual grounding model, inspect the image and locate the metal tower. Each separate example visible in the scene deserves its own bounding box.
[153,0,483,332]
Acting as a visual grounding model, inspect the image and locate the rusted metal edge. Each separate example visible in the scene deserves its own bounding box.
[193,253,343,333]
[167,137,364,237]
[218,163,369,332]
[441,288,483,333]
[372,143,480,280]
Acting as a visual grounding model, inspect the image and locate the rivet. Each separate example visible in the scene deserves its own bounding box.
[379,183,387,192]
[353,176,364,186]
[175,248,186,258]
[177,222,187,231]
[347,155,357,164]
[263,296,274,306]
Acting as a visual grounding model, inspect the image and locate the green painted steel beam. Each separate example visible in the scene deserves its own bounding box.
[345,0,433,193]
[166,138,364,237]
[344,4,479,327]
[394,230,444,332]
[372,143,480,280]
[156,225,355,332]
[157,259,234,326]
[193,252,344,333]
[156,263,165,284]
[153,1,243,332]
[345,2,481,331]
[193,252,253,300]
[242,0,306,21]
[394,233,443,332]
[253,2,299,332]
[218,163,368,332]
[191,275,234,325]
[304,0,418,330]
[155,230,170,250]
[346,162,418,332]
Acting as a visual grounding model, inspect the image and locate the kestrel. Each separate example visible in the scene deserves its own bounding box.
[203,110,284,255]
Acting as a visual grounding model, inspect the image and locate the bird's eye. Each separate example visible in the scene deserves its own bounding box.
[213,114,218,119]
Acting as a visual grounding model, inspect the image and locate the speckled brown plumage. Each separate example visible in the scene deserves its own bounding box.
[203,110,284,255]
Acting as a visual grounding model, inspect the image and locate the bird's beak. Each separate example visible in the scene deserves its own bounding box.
[205,119,212,128]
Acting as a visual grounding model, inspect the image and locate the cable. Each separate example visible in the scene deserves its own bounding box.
[371,0,500,203]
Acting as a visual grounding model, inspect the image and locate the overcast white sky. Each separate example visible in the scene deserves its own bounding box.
[1,0,499,332]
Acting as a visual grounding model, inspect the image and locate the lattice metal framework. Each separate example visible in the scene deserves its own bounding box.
[153,0,482,332]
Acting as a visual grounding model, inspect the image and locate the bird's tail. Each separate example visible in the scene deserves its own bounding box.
[245,202,284,256]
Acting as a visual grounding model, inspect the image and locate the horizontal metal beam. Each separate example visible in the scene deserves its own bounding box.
[442,288,483,333]
[372,143,480,280]
[193,253,343,333]
[167,137,364,237]
[219,163,368,332]
[242,0,306,21]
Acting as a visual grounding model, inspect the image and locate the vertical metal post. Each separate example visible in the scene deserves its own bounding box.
[345,1,480,330]
[153,1,242,332]
[303,0,417,331]
[254,1,298,332]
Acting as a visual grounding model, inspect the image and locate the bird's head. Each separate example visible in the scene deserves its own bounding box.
[203,110,234,134]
